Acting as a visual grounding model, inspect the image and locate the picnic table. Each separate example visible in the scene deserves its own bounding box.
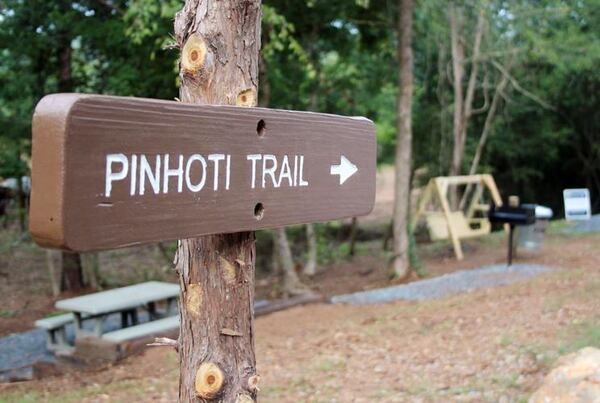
[55,281,179,338]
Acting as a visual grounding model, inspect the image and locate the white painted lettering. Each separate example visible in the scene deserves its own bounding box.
[208,154,225,191]
[129,155,137,196]
[299,155,308,187]
[163,154,184,193]
[139,154,161,195]
[247,154,262,189]
[293,155,299,187]
[225,154,231,190]
[262,154,278,188]
[105,153,128,197]
[278,155,293,187]
[185,154,207,192]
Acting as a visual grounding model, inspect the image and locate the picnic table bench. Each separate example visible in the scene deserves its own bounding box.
[36,281,179,352]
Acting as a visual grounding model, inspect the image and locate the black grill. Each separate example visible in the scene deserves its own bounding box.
[488,204,536,266]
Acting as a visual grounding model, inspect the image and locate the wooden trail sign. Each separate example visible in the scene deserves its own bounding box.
[29,93,376,252]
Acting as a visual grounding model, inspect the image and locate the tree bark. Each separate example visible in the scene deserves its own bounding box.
[173,2,262,402]
[392,0,414,279]
[56,1,86,291]
[348,217,358,257]
[461,9,485,140]
[46,250,61,297]
[274,227,310,296]
[303,61,320,278]
[303,224,317,276]
[81,253,101,290]
[15,172,26,232]
[60,252,84,292]
[449,3,465,183]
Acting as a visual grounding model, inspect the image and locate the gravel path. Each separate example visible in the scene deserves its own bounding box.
[331,264,552,305]
[563,214,600,234]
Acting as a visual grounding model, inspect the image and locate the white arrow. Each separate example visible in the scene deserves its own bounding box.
[330,155,358,185]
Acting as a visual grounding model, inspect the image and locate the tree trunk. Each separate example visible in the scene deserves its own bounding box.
[15,173,26,232]
[60,252,84,292]
[173,2,261,401]
[81,253,101,290]
[303,59,320,278]
[271,231,281,278]
[449,3,465,185]
[275,227,310,296]
[348,217,358,257]
[303,224,318,276]
[57,0,73,93]
[461,9,485,141]
[392,0,414,279]
[46,250,61,297]
[56,3,86,291]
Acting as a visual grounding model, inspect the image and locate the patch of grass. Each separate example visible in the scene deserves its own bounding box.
[543,295,565,313]
[369,387,400,400]
[560,320,600,354]
[0,392,40,403]
[405,376,436,398]
[498,334,514,347]
[313,357,346,372]
[0,310,16,318]
[583,279,600,296]
[44,310,68,318]
[478,230,505,246]
[546,219,572,235]
[448,382,484,396]
[492,372,520,390]
[420,240,454,258]
[348,239,383,256]
[1,376,174,403]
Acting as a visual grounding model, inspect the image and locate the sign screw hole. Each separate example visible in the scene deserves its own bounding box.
[254,203,264,220]
[256,119,266,137]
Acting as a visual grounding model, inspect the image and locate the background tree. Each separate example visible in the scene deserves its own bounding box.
[392,0,414,279]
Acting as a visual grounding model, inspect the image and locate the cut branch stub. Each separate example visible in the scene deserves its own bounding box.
[247,374,260,391]
[236,89,257,107]
[235,394,255,403]
[182,33,208,74]
[185,283,203,318]
[219,256,237,285]
[195,362,225,399]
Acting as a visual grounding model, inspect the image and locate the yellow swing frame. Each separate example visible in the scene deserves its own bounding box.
[411,174,503,260]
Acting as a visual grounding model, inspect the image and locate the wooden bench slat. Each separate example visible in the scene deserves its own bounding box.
[102,316,179,343]
[34,313,74,329]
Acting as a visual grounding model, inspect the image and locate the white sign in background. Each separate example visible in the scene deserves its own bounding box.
[563,188,591,220]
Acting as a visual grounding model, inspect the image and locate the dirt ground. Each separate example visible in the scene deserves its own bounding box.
[1,231,599,402]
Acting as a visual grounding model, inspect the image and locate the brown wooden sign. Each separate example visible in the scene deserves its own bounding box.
[29,94,376,251]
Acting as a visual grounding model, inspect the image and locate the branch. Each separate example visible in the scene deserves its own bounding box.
[472,65,490,115]
[147,337,178,352]
[491,60,555,110]
[462,9,486,121]
[497,87,515,105]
